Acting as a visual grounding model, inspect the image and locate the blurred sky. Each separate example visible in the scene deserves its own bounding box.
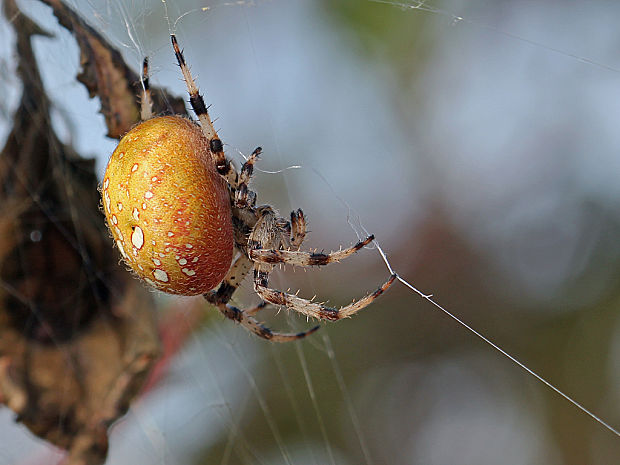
[1,0,620,464]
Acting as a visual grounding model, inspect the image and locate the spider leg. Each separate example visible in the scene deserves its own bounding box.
[250,235,375,267]
[244,301,268,316]
[170,34,237,185]
[254,271,397,321]
[290,209,306,249]
[140,57,153,120]
[235,147,261,208]
[211,301,319,342]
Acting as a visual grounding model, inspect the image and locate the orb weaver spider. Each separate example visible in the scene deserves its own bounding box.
[101,34,397,342]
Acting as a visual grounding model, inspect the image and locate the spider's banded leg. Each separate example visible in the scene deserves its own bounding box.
[254,271,397,321]
[245,301,268,316]
[290,209,306,249]
[140,57,153,120]
[250,235,375,267]
[210,301,319,342]
[205,251,253,305]
[170,35,237,185]
[170,34,216,137]
[235,147,261,208]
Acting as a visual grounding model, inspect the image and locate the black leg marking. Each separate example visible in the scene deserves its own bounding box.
[205,282,236,305]
[142,57,150,91]
[171,34,186,66]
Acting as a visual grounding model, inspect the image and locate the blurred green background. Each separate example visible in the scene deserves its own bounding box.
[1,0,620,464]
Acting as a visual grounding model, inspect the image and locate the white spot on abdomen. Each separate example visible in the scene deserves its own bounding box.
[131,226,144,249]
[145,191,154,199]
[132,208,140,221]
[182,268,196,276]
[153,269,169,282]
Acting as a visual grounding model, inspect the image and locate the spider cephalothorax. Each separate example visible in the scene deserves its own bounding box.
[102,35,396,342]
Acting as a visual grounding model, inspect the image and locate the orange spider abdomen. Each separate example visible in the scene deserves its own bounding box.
[102,115,233,295]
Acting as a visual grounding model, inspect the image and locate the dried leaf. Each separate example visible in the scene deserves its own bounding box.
[0,1,165,463]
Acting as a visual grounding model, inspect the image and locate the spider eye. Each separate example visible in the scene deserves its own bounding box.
[102,115,234,295]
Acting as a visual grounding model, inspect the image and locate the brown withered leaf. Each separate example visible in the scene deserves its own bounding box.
[0,0,182,464]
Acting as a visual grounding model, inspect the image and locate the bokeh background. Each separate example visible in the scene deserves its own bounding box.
[1,0,620,464]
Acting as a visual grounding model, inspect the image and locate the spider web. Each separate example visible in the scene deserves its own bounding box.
[1,1,620,464]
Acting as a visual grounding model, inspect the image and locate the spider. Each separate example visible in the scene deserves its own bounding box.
[101,34,397,342]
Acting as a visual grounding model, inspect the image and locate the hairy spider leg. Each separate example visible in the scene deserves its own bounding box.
[289,209,306,249]
[170,34,237,185]
[250,234,375,267]
[254,272,397,321]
